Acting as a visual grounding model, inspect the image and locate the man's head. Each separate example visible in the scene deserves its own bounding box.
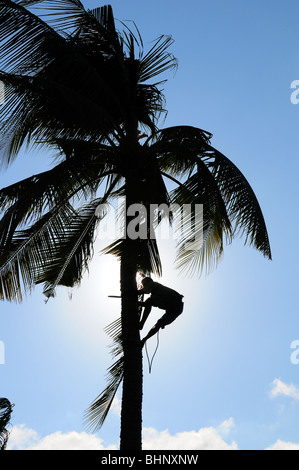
[141,277,154,289]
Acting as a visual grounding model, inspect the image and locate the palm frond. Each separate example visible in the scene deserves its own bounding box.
[0,203,76,301]
[175,219,225,277]
[170,169,231,276]
[0,65,123,166]
[154,125,213,177]
[85,356,123,432]
[155,126,231,275]
[0,197,109,301]
[0,157,103,246]
[204,145,272,260]
[16,0,84,8]
[0,0,68,74]
[102,237,162,277]
[15,0,86,32]
[85,317,123,431]
[0,3,126,165]
[13,1,118,49]
[36,198,105,299]
[0,148,121,301]
[139,35,177,83]
[0,398,14,450]
[154,125,271,274]
[134,36,177,131]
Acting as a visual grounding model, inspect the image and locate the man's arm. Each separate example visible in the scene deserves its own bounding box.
[137,286,151,295]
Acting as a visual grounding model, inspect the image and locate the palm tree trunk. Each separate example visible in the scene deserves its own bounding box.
[119,175,143,450]
[119,257,142,450]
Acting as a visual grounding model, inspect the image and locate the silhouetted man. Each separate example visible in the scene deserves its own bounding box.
[138,277,184,348]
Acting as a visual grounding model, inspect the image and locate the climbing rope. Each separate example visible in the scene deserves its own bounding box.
[144,330,160,374]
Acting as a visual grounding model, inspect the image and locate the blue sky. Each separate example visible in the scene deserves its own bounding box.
[1,0,299,450]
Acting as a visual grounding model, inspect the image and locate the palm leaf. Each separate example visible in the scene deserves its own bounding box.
[136,36,177,131]
[86,356,123,432]
[170,172,231,276]
[0,156,103,248]
[36,198,105,299]
[84,292,146,431]
[139,35,177,83]
[15,0,86,32]
[102,237,162,277]
[154,126,231,275]
[16,1,120,53]
[85,317,123,431]
[0,203,76,301]
[0,65,123,166]
[154,125,271,274]
[174,218,226,277]
[0,398,14,450]
[0,2,125,165]
[0,0,68,74]
[203,145,272,260]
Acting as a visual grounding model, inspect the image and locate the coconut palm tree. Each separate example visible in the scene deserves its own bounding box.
[0,1,271,450]
[0,398,14,450]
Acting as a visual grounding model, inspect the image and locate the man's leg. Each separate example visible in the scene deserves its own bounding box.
[140,323,160,348]
[139,298,152,330]
[140,313,169,348]
[141,304,183,348]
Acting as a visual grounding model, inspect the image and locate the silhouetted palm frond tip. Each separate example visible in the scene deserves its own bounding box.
[0,398,14,450]
[84,317,123,431]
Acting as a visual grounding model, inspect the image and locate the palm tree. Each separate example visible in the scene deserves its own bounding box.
[0,1,271,450]
[0,398,14,450]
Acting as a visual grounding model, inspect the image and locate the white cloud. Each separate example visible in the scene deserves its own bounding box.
[265,440,299,450]
[7,418,299,451]
[7,425,117,450]
[217,417,235,436]
[7,419,237,451]
[7,424,39,449]
[270,378,299,401]
[142,422,238,450]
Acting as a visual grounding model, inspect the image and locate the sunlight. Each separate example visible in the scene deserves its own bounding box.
[55,243,121,354]
[53,228,208,360]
